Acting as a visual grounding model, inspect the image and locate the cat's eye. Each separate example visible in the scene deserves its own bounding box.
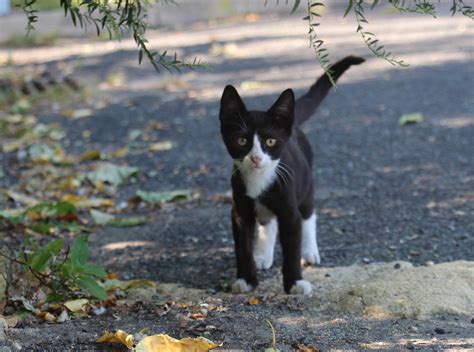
[266,138,277,147]
[237,137,247,146]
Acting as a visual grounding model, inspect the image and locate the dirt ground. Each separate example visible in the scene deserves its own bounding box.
[1,5,473,352]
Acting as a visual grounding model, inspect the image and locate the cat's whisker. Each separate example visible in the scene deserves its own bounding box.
[275,167,289,188]
[277,163,292,185]
[278,162,294,181]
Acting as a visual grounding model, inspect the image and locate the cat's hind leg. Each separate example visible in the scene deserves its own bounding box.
[253,218,277,270]
[301,212,321,265]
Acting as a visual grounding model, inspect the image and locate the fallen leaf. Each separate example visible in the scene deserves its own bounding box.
[248,297,260,305]
[10,98,31,114]
[64,298,89,313]
[96,330,134,350]
[63,108,93,120]
[136,334,221,352]
[79,149,103,162]
[109,146,129,158]
[136,190,192,204]
[37,311,56,322]
[102,279,155,292]
[90,209,115,225]
[107,272,119,280]
[62,194,114,209]
[87,163,139,187]
[56,176,81,191]
[296,345,320,352]
[399,113,423,126]
[149,141,174,152]
[2,189,39,206]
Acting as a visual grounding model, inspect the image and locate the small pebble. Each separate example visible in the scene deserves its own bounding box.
[394,263,401,269]
[408,326,418,333]
[434,327,446,334]
[470,317,474,324]
[406,342,415,350]
[424,261,434,266]
[325,273,331,277]
[362,257,371,264]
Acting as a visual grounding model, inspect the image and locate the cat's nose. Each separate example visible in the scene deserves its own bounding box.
[250,155,262,166]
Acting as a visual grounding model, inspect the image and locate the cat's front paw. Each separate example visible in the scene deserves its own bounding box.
[302,247,321,266]
[289,280,312,295]
[231,279,254,293]
[254,253,273,270]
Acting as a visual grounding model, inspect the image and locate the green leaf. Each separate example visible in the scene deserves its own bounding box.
[136,189,192,204]
[291,0,301,14]
[29,239,64,272]
[107,217,148,227]
[90,209,115,226]
[399,113,424,126]
[343,0,354,17]
[77,275,107,300]
[79,263,107,278]
[69,234,89,267]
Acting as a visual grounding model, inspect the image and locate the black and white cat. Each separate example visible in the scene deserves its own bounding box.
[219,56,364,294]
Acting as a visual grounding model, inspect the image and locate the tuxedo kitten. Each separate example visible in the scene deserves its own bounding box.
[219,56,364,294]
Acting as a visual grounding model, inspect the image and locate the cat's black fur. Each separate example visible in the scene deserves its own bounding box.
[219,56,365,293]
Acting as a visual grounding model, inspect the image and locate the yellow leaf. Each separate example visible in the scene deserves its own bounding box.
[57,176,81,191]
[1,189,39,206]
[102,279,155,292]
[37,311,56,322]
[64,299,89,313]
[96,330,134,350]
[248,297,260,305]
[79,149,102,162]
[136,334,220,352]
[109,146,129,158]
[149,141,174,152]
[62,194,114,209]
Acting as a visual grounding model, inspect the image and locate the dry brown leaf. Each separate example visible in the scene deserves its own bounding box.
[62,194,114,209]
[190,312,207,320]
[96,330,134,350]
[295,345,319,352]
[249,297,260,305]
[135,334,220,352]
[37,311,56,322]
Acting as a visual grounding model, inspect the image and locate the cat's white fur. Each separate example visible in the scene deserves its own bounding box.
[234,135,279,199]
[253,217,277,269]
[231,278,253,293]
[301,212,321,265]
[290,280,312,295]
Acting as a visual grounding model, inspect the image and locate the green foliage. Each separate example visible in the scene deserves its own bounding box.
[298,0,473,83]
[6,234,108,301]
[18,0,207,72]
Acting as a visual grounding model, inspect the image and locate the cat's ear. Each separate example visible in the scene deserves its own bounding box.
[219,85,247,123]
[268,89,295,131]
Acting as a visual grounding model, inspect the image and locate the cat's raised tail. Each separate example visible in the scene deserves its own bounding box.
[295,55,365,125]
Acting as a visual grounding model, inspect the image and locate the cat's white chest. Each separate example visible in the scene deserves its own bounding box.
[240,163,278,199]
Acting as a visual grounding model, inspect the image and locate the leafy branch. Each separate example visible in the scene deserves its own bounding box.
[2,234,108,302]
[19,0,207,72]
[306,1,335,86]
[353,0,408,67]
